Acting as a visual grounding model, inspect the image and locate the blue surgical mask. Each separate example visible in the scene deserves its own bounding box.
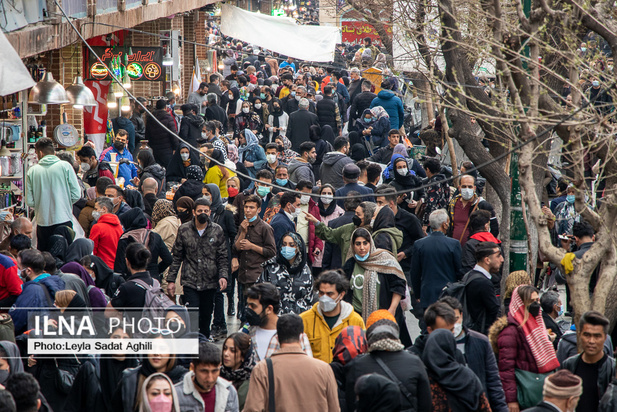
[558,305,564,317]
[281,246,297,260]
[257,186,271,197]
[247,215,257,223]
[276,178,288,186]
[566,195,575,204]
[355,253,369,262]
[260,93,266,99]
[364,117,371,123]
[291,91,296,97]
[592,80,600,87]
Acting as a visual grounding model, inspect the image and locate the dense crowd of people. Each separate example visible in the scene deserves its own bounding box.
[0,31,616,412]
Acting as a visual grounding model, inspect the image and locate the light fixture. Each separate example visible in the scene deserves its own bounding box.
[65,76,96,108]
[172,82,181,96]
[120,96,131,112]
[28,72,69,104]
[163,52,173,66]
[112,81,123,98]
[107,99,118,109]
[122,72,131,89]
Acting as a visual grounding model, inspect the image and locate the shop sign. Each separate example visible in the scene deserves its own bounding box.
[86,47,163,81]
[341,21,392,47]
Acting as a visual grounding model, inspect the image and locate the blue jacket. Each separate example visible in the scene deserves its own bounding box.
[270,210,296,247]
[111,117,136,153]
[10,274,65,334]
[101,147,138,186]
[370,90,405,130]
[410,231,462,308]
[334,183,374,209]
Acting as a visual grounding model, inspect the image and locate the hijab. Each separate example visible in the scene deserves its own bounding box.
[48,235,68,267]
[138,373,181,412]
[422,329,485,411]
[151,200,176,226]
[277,136,298,164]
[53,225,75,246]
[355,374,402,412]
[166,143,200,181]
[370,106,389,120]
[332,326,367,365]
[0,341,23,384]
[392,156,419,187]
[238,129,260,155]
[227,144,239,163]
[100,353,139,410]
[61,262,95,287]
[346,229,406,324]
[65,238,94,263]
[185,165,204,181]
[88,255,116,294]
[120,208,148,231]
[175,197,195,224]
[392,144,408,158]
[205,183,225,215]
[210,149,226,168]
[350,143,369,162]
[67,293,87,308]
[318,185,339,217]
[321,124,336,145]
[220,341,258,385]
[277,232,308,275]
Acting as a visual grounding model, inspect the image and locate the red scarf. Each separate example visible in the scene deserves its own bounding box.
[470,231,501,244]
[510,286,560,373]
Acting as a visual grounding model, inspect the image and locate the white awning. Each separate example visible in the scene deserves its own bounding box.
[0,30,35,96]
[220,4,341,62]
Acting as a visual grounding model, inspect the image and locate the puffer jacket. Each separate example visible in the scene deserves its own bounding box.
[167,219,228,291]
[10,275,65,334]
[320,152,355,189]
[138,163,166,196]
[370,90,404,130]
[179,113,205,148]
[300,300,364,363]
[489,315,539,403]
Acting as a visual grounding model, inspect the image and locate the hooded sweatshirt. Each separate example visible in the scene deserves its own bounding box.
[369,90,405,130]
[26,155,81,226]
[320,152,354,189]
[90,213,123,268]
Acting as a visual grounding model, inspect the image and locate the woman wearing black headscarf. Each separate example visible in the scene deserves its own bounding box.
[422,329,492,412]
[172,165,204,204]
[136,150,166,196]
[81,255,125,298]
[113,208,172,281]
[348,131,369,161]
[64,238,94,263]
[389,155,424,214]
[166,143,201,184]
[355,374,402,412]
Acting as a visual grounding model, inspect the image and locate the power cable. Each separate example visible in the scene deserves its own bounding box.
[54,0,616,201]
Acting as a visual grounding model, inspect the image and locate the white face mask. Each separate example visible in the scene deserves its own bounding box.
[266,154,277,164]
[181,153,190,161]
[453,322,463,338]
[396,167,408,176]
[461,187,475,201]
[80,162,91,172]
[321,194,333,205]
[242,107,250,114]
[300,195,310,205]
[254,103,262,110]
[291,205,301,217]
[202,132,209,139]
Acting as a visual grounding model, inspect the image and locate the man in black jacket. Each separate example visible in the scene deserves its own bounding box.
[375,185,424,283]
[349,80,376,125]
[367,129,402,164]
[179,104,205,149]
[464,242,502,335]
[287,98,320,152]
[316,85,340,133]
[130,97,146,148]
[541,290,564,350]
[206,73,223,99]
[440,297,509,412]
[205,94,227,133]
[146,99,178,168]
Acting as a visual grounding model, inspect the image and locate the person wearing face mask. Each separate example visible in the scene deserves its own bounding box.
[540,291,564,350]
[270,192,301,249]
[234,102,262,139]
[89,196,123,269]
[204,149,234,198]
[490,285,559,412]
[239,283,312,361]
[76,145,115,188]
[294,180,323,260]
[258,232,314,314]
[261,143,284,177]
[237,129,267,180]
[146,99,179,168]
[251,97,269,128]
[447,174,498,247]
[554,185,583,237]
[266,100,289,141]
[138,373,181,412]
[300,271,364,363]
[165,144,201,185]
[99,130,139,187]
[174,196,195,226]
[312,184,344,273]
[166,198,228,340]
[436,297,509,412]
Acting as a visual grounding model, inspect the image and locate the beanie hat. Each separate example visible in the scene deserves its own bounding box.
[543,370,583,399]
[366,309,396,329]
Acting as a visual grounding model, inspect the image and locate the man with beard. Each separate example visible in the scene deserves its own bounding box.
[188,82,209,115]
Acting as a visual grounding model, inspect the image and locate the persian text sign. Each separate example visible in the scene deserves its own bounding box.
[341,21,392,47]
[87,46,163,81]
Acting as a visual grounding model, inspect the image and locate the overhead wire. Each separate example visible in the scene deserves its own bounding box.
[54,0,617,201]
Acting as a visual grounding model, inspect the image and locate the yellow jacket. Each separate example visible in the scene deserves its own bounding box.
[300,300,365,363]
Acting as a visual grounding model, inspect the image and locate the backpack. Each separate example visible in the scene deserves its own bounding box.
[130,278,174,321]
[439,270,486,332]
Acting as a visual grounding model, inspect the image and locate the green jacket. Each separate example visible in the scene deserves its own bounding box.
[315,222,403,259]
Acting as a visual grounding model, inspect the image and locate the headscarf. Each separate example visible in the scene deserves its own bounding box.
[332,326,367,365]
[392,156,419,188]
[318,185,338,217]
[355,374,402,412]
[227,144,239,163]
[53,225,75,246]
[371,106,389,120]
[509,286,560,373]
[277,232,308,275]
[186,165,204,181]
[238,129,259,156]
[210,149,226,169]
[67,293,87,308]
[65,238,94,263]
[138,373,181,412]
[88,255,116,294]
[422,329,485,410]
[120,208,148,232]
[277,136,298,164]
[165,305,191,337]
[166,143,200,181]
[151,200,176,226]
[61,262,95,287]
[220,340,258,384]
[366,318,404,352]
[346,229,406,324]
[360,108,377,127]
[504,270,532,299]
[48,235,68,267]
[392,144,408,158]
[99,353,139,410]
[350,143,369,162]
[320,125,336,145]
[205,183,225,215]
[175,197,195,224]
[0,341,23,384]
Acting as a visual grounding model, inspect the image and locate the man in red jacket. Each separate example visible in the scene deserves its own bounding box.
[0,252,21,308]
[89,197,123,268]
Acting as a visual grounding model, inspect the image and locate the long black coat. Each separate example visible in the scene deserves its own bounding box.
[146,109,178,168]
[287,109,320,152]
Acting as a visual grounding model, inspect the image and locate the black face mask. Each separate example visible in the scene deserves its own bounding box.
[178,210,192,223]
[245,308,266,327]
[114,141,125,152]
[196,213,209,224]
[528,302,541,317]
[352,215,362,227]
[277,144,285,152]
